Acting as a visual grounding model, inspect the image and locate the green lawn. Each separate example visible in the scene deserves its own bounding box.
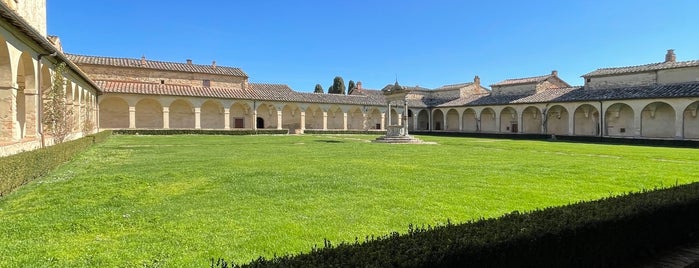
[1,134,698,267]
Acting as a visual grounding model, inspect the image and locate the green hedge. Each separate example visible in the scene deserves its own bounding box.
[303,130,386,135]
[214,182,699,267]
[0,130,112,197]
[112,129,289,135]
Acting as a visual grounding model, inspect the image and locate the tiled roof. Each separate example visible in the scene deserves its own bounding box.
[583,60,699,77]
[491,74,552,87]
[66,54,249,77]
[97,80,386,106]
[434,82,474,90]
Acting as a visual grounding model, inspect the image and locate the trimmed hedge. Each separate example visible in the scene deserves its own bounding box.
[0,130,112,197]
[112,129,289,135]
[215,182,699,267]
[303,129,386,135]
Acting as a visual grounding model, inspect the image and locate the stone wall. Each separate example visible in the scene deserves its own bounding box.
[658,66,699,84]
[492,83,536,95]
[586,72,656,90]
[78,65,246,89]
[11,0,47,36]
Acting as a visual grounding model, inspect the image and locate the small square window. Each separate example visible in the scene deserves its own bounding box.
[160,80,165,84]
[203,80,211,87]
[620,128,626,133]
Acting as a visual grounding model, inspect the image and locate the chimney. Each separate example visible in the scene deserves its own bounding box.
[474,75,481,87]
[140,55,146,66]
[186,59,193,65]
[665,49,676,63]
[551,70,558,77]
[212,60,217,69]
[357,81,362,90]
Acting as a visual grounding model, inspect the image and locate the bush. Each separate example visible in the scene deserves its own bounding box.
[303,130,386,135]
[215,182,699,267]
[0,130,112,197]
[112,129,288,135]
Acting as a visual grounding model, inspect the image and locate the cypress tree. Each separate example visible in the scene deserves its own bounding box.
[314,84,324,93]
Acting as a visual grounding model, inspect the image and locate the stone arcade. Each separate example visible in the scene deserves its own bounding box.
[1,1,698,156]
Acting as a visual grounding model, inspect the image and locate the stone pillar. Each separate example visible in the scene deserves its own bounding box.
[277,110,282,130]
[516,113,523,134]
[252,109,258,130]
[458,112,464,132]
[224,108,230,129]
[387,104,392,126]
[129,106,136,128]
[397,113,402,126]
[495,114,501,133]
[162,106,170,129]
[413,111,419,131]
[633,112,642,137]
[322,111,328,130]
[675,110,684,139]
[194,107,201,129]
[567,112,575,136]
[24,92,38,138]
[442,112,447,131]
[380,113,385,130]
[300,111,306,130]
[343,112,348,130]
[428,110,433,131]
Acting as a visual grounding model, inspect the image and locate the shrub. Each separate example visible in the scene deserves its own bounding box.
[0,130,112,197]
[112,129,289,136]
[215,182,699,267]
[303,129,386,135]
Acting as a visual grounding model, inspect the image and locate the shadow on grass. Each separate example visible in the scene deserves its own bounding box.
[314,140,344,143]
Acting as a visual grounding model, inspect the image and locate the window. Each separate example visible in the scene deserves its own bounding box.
[160,80,165,84]
[203,79,211,87]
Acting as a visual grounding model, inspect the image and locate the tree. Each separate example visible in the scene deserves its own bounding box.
[330,76,346,95]
[348,80,356,95]
[43,62,74,143]
[314,84,324,93]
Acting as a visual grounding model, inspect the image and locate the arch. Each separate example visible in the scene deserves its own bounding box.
[445,109,459,131]
[14,52,36,139]
[99,97,129,128]
[684,101,699,139]
[135,98,163,128]
[546,105,569,135]
[407,109,415,131]
[640,102,675,138]
[573,104,600,136]
[0,38,12,141]
[480,108,497,132]
[200,100,224,129]
[499,107,518,133]
[281,103,302,130]
[521,106,542,134]
[255,102,277,129]
[432,109,445,130]
[462,108,478,132]
[326,105,343,129]
[304,105,323,129]
[416,110,429,130]
[604,103,634,137]
[170,99,195,128]
[367,107,382,130]
[347,106,364,130]
[230,102,251,129]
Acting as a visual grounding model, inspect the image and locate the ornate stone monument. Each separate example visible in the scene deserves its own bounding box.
[373,81,427,144]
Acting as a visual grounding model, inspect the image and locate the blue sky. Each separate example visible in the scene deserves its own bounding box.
[48,1,699,92]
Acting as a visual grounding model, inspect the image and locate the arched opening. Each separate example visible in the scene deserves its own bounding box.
[347,106,364,130]
[256,117,264,129]
[99,97,129,128]
[605,103,634,137]
[256,103,277,129]
[201,100,224,129]
[230,102,251,129]
[432,109,444,130]
[281,104,301,130]
[16,53,36,139]
[573,104,599,136]
[684,101,699,139]
[367,107,382,130]
[522,106,542,134]
[326,105,343,129]
[641,102,675,138]
[0,37,13,141]
[500,107,518,133]
[304,105,323,129]
[446,109,459,131]
[416,110,429,130]
[462,108,477,132]
[480,108,497,132]
[135,99,163,128]
[407,110,414,131]
[546,105,569,135]
[170,99,195,128]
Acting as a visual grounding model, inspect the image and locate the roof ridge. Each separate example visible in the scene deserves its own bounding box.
[67,53,243,69]
[594,59,699,71]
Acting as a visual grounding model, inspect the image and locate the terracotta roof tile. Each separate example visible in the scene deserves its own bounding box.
[66,54,248,77]
[490,74,552,87]
[434,82,474,90]
[583,60,699,77]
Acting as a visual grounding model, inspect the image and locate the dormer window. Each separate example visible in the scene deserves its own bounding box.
[203,79,211,87]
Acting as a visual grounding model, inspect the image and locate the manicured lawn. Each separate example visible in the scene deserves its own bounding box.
[1,134,698,267]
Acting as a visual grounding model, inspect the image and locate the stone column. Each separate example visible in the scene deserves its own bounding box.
[428,110,433,131]
[633,112,641,137]
[343,112,348,130]
[129,106,136,128]
[442,112,447,131]
[277,110,282,130]
[252,109,258,130]
[458,112,464,132]
[194,107,201,129]
[387,104,392,126]
[397,113,402,126]
[380,113,385,130]
[162,106,170,129]
[224,108,230,129]
[675,110,684,139]
[413,111,419,131]
[567,112,575,136]
[322,111,328,130]
[517,113,523,134]
[300,111,306,130]
[24,92,37,138]
[495,114,501,133]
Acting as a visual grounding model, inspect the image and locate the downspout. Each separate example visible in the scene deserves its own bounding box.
[37,52,57,148]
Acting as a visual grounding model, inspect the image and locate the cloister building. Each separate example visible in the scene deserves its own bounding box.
[1,0,698,156]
